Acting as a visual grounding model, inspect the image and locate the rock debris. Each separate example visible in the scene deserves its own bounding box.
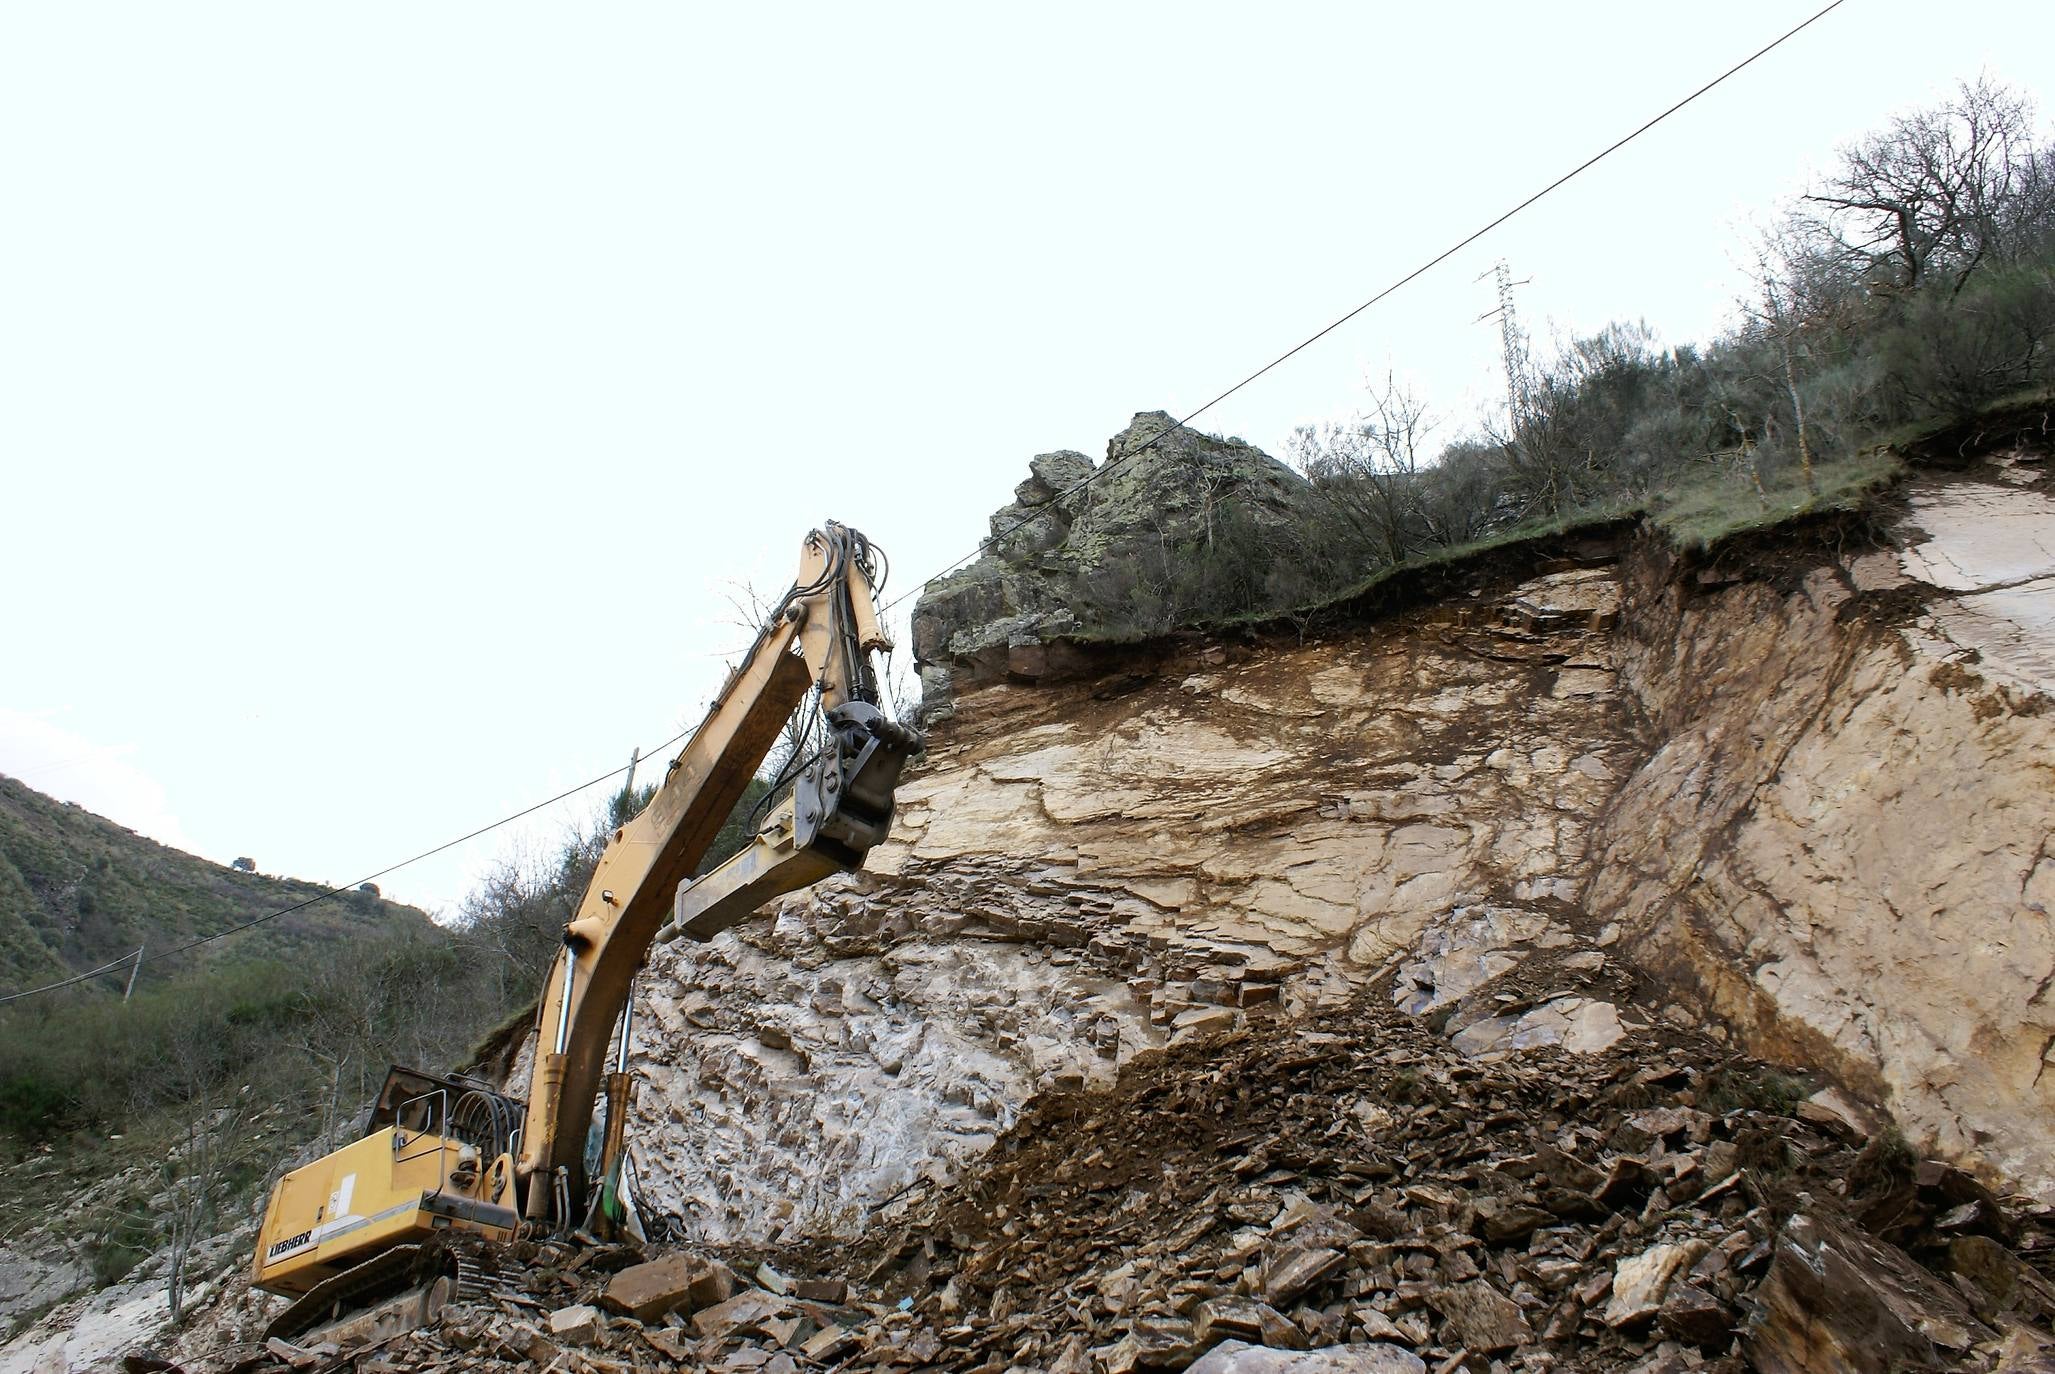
[159,994,2055,1374]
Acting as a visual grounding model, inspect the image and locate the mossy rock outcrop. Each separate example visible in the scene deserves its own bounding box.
[913,412,1315,706]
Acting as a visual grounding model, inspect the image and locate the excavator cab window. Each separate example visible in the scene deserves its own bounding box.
[365,1066,525,1158]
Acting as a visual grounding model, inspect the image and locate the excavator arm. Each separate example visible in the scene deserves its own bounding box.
[517,521,916,1223]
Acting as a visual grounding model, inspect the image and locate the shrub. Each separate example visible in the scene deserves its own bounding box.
[1873,260,2055,420]
[0,1070,80,1140]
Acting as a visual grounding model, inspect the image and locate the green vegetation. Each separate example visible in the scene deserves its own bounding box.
[89,1208,156,1287]
[0,768,780,1157]
[1073,77,2054,637]
[0,773,434,990]
[0,766,776,1311]
[1646,448,1906,550]
[1704,1065,1812,1117]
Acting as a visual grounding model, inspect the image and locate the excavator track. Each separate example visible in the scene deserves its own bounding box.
[264,1233,507,1346]
[450,1235,516,1303]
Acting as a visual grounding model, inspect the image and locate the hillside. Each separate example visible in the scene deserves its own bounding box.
[0,774,435,991]
[21,423,2050,1372]
[0,779,489,1348]
[5,76,2055,1374]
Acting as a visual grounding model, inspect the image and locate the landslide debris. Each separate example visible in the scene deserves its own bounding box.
[165,994,2055,1374]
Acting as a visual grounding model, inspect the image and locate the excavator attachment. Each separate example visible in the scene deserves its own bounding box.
[515,522,914,1228]
[662,700,920,944]
[796,701,920,863]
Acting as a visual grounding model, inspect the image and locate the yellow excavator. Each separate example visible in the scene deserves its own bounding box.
[249,523,919,1343]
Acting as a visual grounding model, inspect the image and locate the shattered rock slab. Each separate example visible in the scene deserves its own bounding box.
[600,1251,736,1320]
[1747,1212,1988,1373]
[799,990,2055,1374]
[1186,1339,1425,1374]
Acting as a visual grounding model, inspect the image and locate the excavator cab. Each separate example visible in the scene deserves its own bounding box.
[364,1068,525,1159]
[253,1068,525,1341]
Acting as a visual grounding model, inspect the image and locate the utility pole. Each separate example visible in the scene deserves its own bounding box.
[1475,260,1533,429]
[615,746,642,821]
[123,946,144,1002]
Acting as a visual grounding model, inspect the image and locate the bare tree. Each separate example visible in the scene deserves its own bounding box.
[880,648,924,734]
[1289,374,1438,564]
[1803,76,2044,295]
[1742,253,1820,495]
[458,834,594,1007]
[146,1015,260,1324]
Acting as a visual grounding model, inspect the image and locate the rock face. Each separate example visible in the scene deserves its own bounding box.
[620,536,1655,1241]
[591,451,2055,1247]
[1590,457,2055,1194]
[902,448,2055,1205]
[622,898,1165,1241]
[912,413,1317,707]
[898,558,1634,970]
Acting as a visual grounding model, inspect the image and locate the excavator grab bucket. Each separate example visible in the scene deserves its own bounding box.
[793,701,921,864]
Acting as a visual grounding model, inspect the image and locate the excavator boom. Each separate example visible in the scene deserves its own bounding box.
[520,521,912,1218]
[251,523,918,1324]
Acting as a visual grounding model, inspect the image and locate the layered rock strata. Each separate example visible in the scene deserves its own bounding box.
[576,430,2055,1250]
[624,550,1652,1238]
[1589,456,2055,1194]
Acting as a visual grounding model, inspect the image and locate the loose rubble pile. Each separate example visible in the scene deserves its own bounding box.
[154,993,2055,1374]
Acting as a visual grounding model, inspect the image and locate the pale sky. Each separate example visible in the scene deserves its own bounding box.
[3,2,2048,928]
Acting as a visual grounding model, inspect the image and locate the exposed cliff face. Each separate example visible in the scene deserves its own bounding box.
[622,900,1163,1243]
[623,542,1659,1241]
[883,561,1638,983]
[610,443,2053,1246]
[1590,457,2055,1194]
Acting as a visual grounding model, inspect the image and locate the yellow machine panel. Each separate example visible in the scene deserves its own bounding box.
[253,1068,523,1299]
[254,1127,517,1295]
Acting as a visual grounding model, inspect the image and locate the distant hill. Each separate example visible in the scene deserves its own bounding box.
[0,773,436,993]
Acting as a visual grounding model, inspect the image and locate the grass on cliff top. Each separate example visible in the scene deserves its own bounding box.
[1255,446,1906,623]
[1044,507,1637,648]
[1863,383,2055,460]
[1061,448,1907,647]
[1646,448,1905,550]
[1652,384,2055,546]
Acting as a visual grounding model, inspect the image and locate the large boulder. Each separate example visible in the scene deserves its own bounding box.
[913,412,1315,706]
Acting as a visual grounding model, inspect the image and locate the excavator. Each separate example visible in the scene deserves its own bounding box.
[249,523,920,1344]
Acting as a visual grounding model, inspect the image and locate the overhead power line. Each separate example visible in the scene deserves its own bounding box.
[877,0,1847,618]
[0,0,1844,1008]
